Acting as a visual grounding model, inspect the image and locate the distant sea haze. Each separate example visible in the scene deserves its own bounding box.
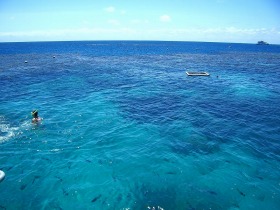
[0,41,280,209]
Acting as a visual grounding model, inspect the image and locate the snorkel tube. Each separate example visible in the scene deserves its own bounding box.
[31,110,38,118]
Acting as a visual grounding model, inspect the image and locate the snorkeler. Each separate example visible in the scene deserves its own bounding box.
[31,110,42,123]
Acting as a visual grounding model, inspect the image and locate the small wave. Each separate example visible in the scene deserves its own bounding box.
[50,148,63,152]
[0,122,18,143]
[0,118,32,143]
[20,120,32,130]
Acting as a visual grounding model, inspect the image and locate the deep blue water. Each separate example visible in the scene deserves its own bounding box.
[0,41,280,209]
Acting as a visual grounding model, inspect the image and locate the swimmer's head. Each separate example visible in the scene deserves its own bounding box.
[31,110,39,118]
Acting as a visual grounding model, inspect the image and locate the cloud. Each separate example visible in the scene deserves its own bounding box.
[164,27,278,36]
[160,15,171,22]
[130,19,149,24]
[0,27,279,43]
[104,6,115,13]
[0,28,136,41]
[120,10,126,15]
[107,19,120,26]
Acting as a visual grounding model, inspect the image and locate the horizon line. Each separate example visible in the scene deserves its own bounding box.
[0,39,277,45]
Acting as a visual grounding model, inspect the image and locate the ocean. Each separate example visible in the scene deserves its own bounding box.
[0,41,280,209]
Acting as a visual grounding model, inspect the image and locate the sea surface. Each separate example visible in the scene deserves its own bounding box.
[0,41,280,210]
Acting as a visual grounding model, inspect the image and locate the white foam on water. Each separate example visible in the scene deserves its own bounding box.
[50,148,63,152]
[0,118,31,143]
[0,122,18,143]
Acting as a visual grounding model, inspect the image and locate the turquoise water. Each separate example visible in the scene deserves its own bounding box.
[0,41,280,209]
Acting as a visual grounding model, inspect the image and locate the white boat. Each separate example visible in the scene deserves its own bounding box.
[0,170,5,182]
[186,72,210,76]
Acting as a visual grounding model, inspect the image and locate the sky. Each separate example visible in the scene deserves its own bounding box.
[0,0,279,43]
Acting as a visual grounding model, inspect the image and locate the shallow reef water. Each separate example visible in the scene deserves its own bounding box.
[0,41,280,209]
